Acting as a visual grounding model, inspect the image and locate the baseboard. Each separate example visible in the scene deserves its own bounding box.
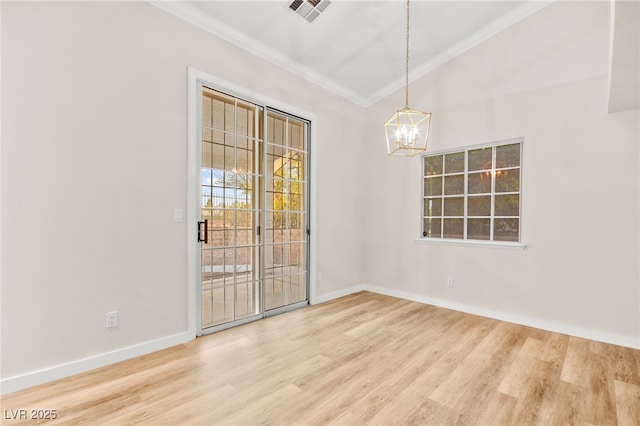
[1,286,362,395]
[1,331,194,395]
[4,283,636,396]
[311,284,365,305]
[2,285,362,396]
[362,284,640,350]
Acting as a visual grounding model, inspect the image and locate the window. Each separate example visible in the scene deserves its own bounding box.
[422,139,522,244]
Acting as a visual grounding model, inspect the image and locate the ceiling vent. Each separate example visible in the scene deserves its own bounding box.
[289,0,331,23]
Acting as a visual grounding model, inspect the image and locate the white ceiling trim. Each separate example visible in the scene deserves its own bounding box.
[149,0,370,106]
[149,0,552,108]
[367,0,554,106]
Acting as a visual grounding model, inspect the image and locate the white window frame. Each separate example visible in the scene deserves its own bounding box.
[415,138,525,249]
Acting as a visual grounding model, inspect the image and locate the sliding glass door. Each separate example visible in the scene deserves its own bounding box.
[199,86,309,333]
[264,112,309,311]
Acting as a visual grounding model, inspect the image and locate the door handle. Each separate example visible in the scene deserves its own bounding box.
[197,219,209,244]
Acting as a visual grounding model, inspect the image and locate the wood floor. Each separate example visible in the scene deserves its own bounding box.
[2,291,640,425]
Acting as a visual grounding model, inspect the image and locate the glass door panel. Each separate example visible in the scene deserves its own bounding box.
[264,111,308,311]
[199,86,308,332]
[201,88,263,330]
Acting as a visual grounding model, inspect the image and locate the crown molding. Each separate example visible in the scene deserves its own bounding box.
[148,0,370,107]
[149,0,553,108]
[366,0,554,106]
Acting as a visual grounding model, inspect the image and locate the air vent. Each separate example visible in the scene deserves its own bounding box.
[289,0,331,23]
[290,0,303,10]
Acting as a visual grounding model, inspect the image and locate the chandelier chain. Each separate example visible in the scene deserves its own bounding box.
[384,0,431,157]
[405,0,410,108]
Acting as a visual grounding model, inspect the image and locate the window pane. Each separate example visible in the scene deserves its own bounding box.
[236,136,249,150]
[468,218,490,240]
[444,175,464,195]
[212,98,226,130]
[468,172,492,194]
[290,152,304,180]
[444,197,464,216]
[269,114,286,146]
[423,218,441,237]
[224,103,235,132]
[495,169,520,192]
[468,196,491,216]
[236,105,249,137]
[421,140,522,244]
[496,143,520,168]
[424,177,442,196]
[289,120,305,150]
[495,194,519,216]
[236,147,249,173]
[424,198,442,217]
[212,141,225,170]
[224,145,235,171]
[445,152,464,174]
[203,141,213,168]
[203,125,213,144]
[424,155,443,176]
[443,218,463,239]
[203,95,212,127]
[267,142,286,157]
[469,147,492,171]
[494,218,519,241]
[288,211,302,231]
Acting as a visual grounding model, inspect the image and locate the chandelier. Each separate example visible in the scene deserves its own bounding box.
[384,0,431,157]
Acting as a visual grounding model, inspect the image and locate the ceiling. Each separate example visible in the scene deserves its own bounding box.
[151,0,552,107]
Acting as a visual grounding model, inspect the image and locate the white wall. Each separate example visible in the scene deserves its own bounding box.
[363,1,640,347]
[1,0,365,389]
[2,0,639,394]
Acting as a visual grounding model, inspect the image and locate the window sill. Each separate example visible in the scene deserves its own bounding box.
[414,237,526,250]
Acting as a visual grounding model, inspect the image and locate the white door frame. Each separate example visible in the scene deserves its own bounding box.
[187,67,318,337]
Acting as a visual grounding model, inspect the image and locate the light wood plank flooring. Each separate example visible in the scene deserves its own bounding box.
[2,291,639,425]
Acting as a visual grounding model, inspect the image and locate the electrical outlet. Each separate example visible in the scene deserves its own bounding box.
[106,311,119,328]
[446,276,454,287]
